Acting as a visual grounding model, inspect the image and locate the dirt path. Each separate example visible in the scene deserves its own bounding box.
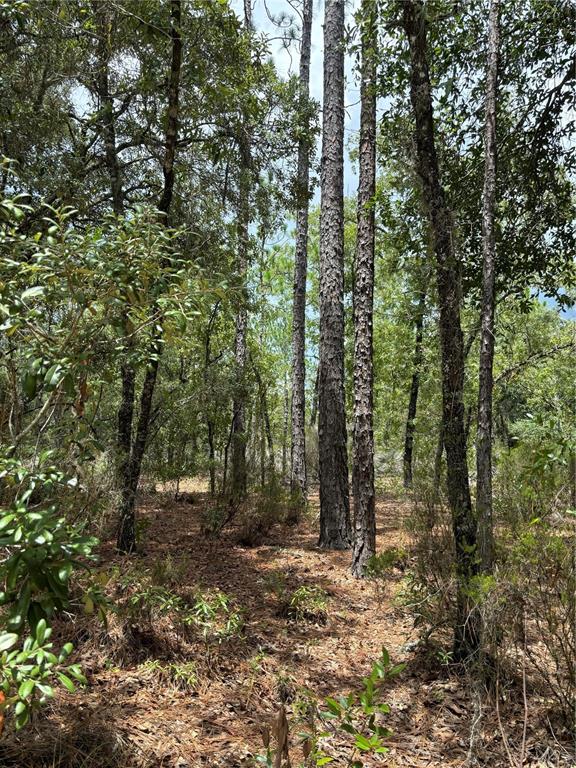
[1,487,572,768]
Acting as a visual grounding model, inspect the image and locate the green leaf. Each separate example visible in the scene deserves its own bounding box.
[18,679,34,699]
[354,734,372,751]
[0,632,19,652]
[0,513,15,531]
[21,286,44,301]
[35,618,47,644]
[44,363,64,389]
[57,673,76,693]
[324,697,341,715]
[22,372,38,399]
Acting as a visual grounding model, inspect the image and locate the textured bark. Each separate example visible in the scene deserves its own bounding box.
[402,0,478,661]
[204,302,220,496]
[93,3,139,537]
[282,379,289,481]
[117,360,159,553]
[117,0,182,553]
[289,0,313,506]
[310,366,319,427]
[230,6,253,503]
[230,220,249,502]
[318,0,351,550]
[351,0,377,577]
[403,291,426,489]
[476,0,500,575]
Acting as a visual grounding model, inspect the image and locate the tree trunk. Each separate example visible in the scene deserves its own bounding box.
[318,0,351,550]
[403,291,426,489]
[116,0,182,553]
[117,359,159,552]
[351,0,377,577]
[402,0,479,661]
[230,7,253,504]
[252,358,275,477]
[290,0,313,506]
[310,365,319,427]
[93,2,136,506]
[231,272,248,502]
[476,0,500,575]
[282,378,289,481]
[204,302,220,496]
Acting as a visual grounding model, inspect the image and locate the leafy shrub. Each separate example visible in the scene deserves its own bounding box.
[0,456,97,730]
[0,456,98,634]
[200,502,228,536]
[0,620,86,729]
[263,574,328,624]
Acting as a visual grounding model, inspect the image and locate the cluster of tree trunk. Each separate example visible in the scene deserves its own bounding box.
[100,0,503,667]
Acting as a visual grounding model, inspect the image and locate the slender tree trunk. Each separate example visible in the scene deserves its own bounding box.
[94,2,123,217]
[403,291,426,489]
[117,0,182,553]
[290,0,313,506]
[402,0,479,661]
[208,421,216,495]
[231,7,253,504]
[351,0,377,577]
[93,3,136,504]
[252,359,275,476]
[476,0,500,575]
[204,302,220,497]
[282,378,289,481]
[318,0,351,550]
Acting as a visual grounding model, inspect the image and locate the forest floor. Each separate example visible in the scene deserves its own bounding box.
[1,483,573,768]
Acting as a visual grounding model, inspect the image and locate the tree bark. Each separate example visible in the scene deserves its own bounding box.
[204,302,220,496]
[93,2,136,506]
[402,0,479,661]
[230,7,253,504]
[117,0,182,553]
[318,0,351,550]
[403,290,426,489]
[282,377,289,481]
[351,0,377,577]
[290,0,313,507]
[476,0,500,575]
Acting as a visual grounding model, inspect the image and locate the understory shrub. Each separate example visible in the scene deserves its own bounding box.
[237,478,288,546]
[485,520,575,723]
[256,647,405,767]
[0,455,98,729]
[114,565,244,653]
